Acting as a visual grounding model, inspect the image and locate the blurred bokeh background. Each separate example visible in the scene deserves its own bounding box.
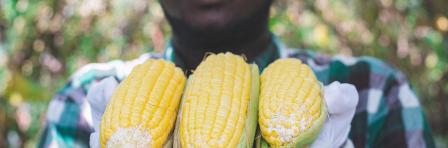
[0,0,447,147]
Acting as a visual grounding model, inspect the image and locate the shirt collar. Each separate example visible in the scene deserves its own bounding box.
[162,34,288,72]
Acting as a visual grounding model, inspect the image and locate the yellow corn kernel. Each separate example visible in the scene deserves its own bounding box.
[176,52,260,148]
[100,59,186,148]
[259,58,326,147]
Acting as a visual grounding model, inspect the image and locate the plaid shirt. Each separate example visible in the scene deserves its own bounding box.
[38,36,435,148]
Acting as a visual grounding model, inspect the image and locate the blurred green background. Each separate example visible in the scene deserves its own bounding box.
[1,0,447,147]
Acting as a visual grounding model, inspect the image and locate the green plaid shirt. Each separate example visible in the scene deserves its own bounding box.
[39,36,435,148]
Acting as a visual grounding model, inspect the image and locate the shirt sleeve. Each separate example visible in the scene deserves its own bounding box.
[38,84,92,148]
[326,56,435,148]
[288,49,435,148]
[38,54,152,148]
[357,60,435,148]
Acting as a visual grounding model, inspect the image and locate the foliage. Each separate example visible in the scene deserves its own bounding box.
[0,0,447,147]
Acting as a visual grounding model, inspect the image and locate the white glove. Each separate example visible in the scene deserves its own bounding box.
[87,78,358,148]
[86,77,119,148]
[311,81,359,148]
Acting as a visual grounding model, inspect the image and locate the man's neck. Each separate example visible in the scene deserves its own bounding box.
[171,29,272,72]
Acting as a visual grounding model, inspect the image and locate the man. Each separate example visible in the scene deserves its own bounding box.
[39,0,435,147]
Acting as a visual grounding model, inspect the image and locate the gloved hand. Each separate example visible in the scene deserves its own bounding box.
[87,77,358,148]
[311,81,359,148]
[86,77,119,148]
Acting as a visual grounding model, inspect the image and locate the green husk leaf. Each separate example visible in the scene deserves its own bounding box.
[237,64,260,148]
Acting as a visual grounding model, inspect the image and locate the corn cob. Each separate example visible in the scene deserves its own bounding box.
[174,52,260,148]
[258,58,326,147]
[100,59,186,148]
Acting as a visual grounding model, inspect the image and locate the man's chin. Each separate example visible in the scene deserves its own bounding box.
[164,0,272,48]
[167,12,236,40]
[183,11,235,33]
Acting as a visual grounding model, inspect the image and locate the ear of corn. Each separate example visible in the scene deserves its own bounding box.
[258,58,327,148]
[100,59,186,148]
[173,52,260,148]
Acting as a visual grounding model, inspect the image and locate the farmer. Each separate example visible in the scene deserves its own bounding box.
[39,0,435,147]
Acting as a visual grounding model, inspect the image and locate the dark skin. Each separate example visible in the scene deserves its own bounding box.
[160,0,273,71]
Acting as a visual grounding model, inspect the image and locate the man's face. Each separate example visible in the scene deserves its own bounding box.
[160,0,272,48]
[160,0,268,30]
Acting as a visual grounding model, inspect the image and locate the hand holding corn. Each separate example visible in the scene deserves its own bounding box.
[87,53,358,148]
[310,81,358,148]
